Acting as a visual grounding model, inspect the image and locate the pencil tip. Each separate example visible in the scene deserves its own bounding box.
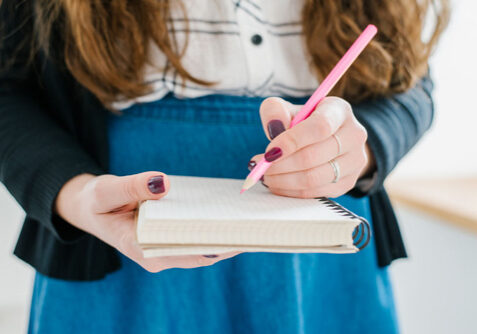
[241,177,257,193]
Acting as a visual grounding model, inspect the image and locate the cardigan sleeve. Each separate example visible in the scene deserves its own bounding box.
[349,73,435,197]
[0,1,105,242]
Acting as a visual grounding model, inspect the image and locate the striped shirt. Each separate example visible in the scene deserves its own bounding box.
[112,0,318,110]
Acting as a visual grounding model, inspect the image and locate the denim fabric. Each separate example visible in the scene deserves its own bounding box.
[29,94,399,334]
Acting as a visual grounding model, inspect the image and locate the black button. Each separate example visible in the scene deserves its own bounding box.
[251,34,263,45]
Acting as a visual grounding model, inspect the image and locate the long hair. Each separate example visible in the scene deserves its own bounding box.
[1,0,449,107]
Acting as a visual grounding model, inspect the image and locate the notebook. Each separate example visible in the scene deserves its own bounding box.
[136,175,370,257]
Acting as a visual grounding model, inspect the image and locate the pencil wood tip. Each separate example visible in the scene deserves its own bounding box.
[241,177,257,193]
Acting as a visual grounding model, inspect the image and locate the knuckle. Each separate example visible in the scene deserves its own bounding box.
[286,131,300,152]
[91,177,107,201]
[354,151,367,168]
[301,147,316,168]
[341,99,353,115]
[323,96,340,106]
[356,124,368,143]
[327,96,352,112]
[304,169,321,188]
[361,150,369,168]
[123,178,139,201]
[316,116,333,137]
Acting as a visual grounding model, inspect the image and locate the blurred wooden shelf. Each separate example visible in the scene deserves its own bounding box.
[386,176,477,233]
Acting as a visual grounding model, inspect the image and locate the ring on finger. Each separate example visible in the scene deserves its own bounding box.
[328,159,340,183]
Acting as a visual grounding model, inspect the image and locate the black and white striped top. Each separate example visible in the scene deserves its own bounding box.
[112,0,318,109]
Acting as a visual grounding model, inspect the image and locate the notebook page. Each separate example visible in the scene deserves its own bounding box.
[144,175,354,222]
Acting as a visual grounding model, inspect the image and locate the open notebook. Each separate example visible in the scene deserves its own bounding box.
[136,176,370,257]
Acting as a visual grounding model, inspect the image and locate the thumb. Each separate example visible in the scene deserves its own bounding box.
[259,97,301,141]
[94,172,170,211]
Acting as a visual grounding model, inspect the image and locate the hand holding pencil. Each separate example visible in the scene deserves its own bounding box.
[242,25,378,197]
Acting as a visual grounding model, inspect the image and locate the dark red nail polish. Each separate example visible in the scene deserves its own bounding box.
[203,255,219,258]
[248,160,257,171]
[147,175,165,194]
[267,119,285,140]
[264,147,282,162]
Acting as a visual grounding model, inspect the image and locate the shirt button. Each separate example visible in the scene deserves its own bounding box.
[251,34,263,46]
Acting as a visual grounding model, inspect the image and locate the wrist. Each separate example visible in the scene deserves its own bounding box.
[55,173,96,226]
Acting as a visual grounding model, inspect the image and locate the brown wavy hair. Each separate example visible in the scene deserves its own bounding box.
[2,0,449,107]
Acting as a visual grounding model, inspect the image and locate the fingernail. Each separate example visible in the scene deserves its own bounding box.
[147,175,165,194]
[267,119,285,140]
[264,147,282,162]
[248,160,257,171]
[203,255,219,258]
[261,180,268,188]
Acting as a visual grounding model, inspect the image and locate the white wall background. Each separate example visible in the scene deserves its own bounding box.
[1,0,476,333]
[390,208,477,334]
[0,187,30,333]
[391,0,477,178]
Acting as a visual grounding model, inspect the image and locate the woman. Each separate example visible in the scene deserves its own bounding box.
[0,0,448,333]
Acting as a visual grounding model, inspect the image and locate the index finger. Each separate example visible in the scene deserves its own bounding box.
[263,97,350,162]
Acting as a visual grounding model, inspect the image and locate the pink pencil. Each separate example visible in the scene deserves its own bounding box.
[240,24,378,194]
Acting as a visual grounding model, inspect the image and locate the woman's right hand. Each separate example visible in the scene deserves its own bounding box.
[55,172,240,272]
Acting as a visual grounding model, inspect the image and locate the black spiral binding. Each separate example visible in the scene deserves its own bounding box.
[316,197,371,250]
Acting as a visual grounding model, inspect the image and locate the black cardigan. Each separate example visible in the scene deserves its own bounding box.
[1,1,434,281]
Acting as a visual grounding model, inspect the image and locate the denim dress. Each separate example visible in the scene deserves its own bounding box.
[29,94,399,334]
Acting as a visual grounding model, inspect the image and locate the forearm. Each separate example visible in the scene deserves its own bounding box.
[0,89,105,241]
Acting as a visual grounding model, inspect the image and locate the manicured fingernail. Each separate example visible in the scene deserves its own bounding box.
[203,255,218,258]
[264,147,282,162]
[267,119,285,140]
[147,175,165,194]
[248,160,257,171]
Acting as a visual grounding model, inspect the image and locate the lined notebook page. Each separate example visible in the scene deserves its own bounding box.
[144,176,353,222]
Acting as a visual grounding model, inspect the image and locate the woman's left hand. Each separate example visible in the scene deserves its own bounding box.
[249,97,375,199]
